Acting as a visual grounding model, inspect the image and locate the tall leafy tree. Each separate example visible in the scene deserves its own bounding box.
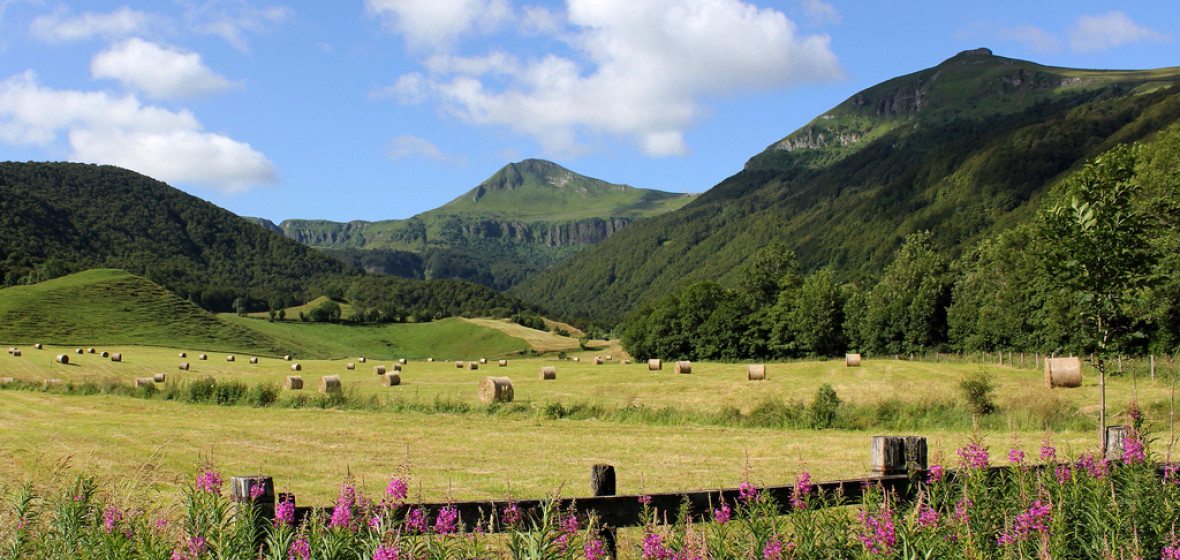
[852,231,952,354]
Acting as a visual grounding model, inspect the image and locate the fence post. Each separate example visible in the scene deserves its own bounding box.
[1105,426,1129,461]
[231,475,275,546]
[870,436,927,475]
[591,465,617,559]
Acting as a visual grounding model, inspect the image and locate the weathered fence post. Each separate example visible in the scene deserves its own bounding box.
[870,436,927,475]
[591,465,617,559]
[231,475,275,546]
[1105,426,1130,461]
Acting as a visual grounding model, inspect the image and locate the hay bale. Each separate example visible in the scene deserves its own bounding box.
[55,354,69,364]
[134,377,154,388]
[392,364,402,372]
[226,355,235,362]
[11,349,20,357]
[594,357,603,365]
[747,364,767,381]
[373,365,387,376]
[648,359,662,371]
[1045,357,1082,388]
[284,355,292,361]
[381,373,401,386]
[427,357,434,362]
[283,376,303,390]
[399,358,407,365]
[178,362,190,370]
[249,357,258,364]
[572,357,580,362]
[539,366,557,380]
[845,353,862,367]
[346,362,355,370]
[478,376,514,403]
[198,354,208,360]
[110,353,122,362]
[480,358,488,364]
[34,343,43,350]
[455,361,464,369]
[605,355,613,360]
[468,361,479,370]
[622,359,631,365]
[498,359,507,367]
[359,357,367,363]
[100,351,109,358]
[75,348,83,354]
[87,347,96,354]
[179,352,187,358]
[153,373,165,383]
[290,363,302,371]
[675,361,692,374]
[9,347,18,354]
[319,375,341,393]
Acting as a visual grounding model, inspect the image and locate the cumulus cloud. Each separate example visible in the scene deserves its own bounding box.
[366,0,512,49]
[386,134,465,164]
[91,38,235,99]
[0,71,275,193]
[30,5,158,42]
[997,25,1061,53]
[184,0,291,52]
[383,0,842,157]
[801,0,840,25]
[1068,11,1168,53]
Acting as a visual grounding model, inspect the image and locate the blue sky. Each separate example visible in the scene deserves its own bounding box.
[0,1,1176,222]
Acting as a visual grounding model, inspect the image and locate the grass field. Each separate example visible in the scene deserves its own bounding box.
[2,347,1174,506]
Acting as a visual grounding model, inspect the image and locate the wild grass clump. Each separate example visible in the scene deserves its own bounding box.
[4,416,1180,559]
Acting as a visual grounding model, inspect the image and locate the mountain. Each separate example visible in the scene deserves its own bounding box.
[271,159,696,291]
[509,49,1180,322]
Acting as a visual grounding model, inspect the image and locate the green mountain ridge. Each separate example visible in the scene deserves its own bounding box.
[271,159,696,291]
[510,49,1180,322]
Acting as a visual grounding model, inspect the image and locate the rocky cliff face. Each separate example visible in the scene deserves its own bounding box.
[279,216,635,249]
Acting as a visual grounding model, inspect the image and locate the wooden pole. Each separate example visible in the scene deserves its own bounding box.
[591,465,618,559]
[230,475,275,547]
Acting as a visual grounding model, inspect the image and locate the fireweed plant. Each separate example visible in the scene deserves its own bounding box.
[5,413,1180,559]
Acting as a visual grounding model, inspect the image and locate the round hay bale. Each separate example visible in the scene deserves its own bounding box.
[381,373,401,386]
[605,355,613,360]
[290,363,302,371]
[593,357,603,365]
[373,365,387,375]
[622,359,631,365]
[249,357,258,364]
[572,357,580,362]
[479,358,488,364]
[498,359,507,367]
[398,358,407,365]
[134,377,154,388]
[648,359,662,371]
[359,357,367,363]
[845,353,862,367]
[34,343,43,350]
[468,361,479,370]
[427,357,434,362]
[153,373,166,383]
[346,362,355,370]
[283,355,292,361]
[455,361,464,369]
[110,353,122,362]
[1045,357,1082,388]
[283,376,303,390]
[179,352,187,358]
[675,361,692,374]
[198,354,208,360]
[100,351,109,358]
[75,348,83,354]
[478,376,514,403]
[87,347,96,354]
[392,364,402,372]
[747,364,767,381]
[226,355,235,362]
[9,347,18,354]
[318,375,341,393]
[55,354,69,364]
[539,366,557,380]
[11,349,21,357]
[178,362,190,371]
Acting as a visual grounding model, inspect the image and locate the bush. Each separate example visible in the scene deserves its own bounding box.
[959,370,996,414]
[249,383,279,407]
[808,383,841,429]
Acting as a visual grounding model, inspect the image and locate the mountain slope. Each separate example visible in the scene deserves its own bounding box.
[510,50,1180,321]
[274,159,696,291]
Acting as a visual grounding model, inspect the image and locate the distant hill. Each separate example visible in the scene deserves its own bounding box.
[0,269,289,353]
[272,159,696,291]
[510,49,1180,321]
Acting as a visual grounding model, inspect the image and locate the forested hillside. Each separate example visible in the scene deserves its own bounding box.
[512,50,1180,322]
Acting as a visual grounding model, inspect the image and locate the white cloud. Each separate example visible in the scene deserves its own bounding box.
[30,6,158,42]
[91,38,235,99]
[997,25,1061,53]
[801,0,840,25]
[184,0,291,52]
[365,0,512,49]
[386,134,465,164]
[1068,11,1168,53]
[386,0,843,157]
[0,71,275,193]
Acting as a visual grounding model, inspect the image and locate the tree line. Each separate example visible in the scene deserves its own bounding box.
[622,123,1180,361]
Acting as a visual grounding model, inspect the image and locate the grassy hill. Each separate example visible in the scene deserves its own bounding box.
[511,50,1180,321]
[275,159,696,291]
[0,269,288,354]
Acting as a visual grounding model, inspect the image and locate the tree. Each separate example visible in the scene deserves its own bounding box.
[741,242,801,307]
[1038,144,1153,450]
[854,232,951,354]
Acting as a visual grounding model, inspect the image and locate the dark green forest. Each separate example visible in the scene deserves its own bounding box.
[621,123,1180,361]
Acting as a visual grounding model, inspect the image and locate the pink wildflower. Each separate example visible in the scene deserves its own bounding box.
[249,484,265,499]
[1077,453,1110,479]
[791,472,812,510]
[953,496,973,525]
[329,485,356,530]
[763,538,785,560]
[386,477,408,504]
[998,500,1052,545]
[641,532,673,560]
[373,545,401,560]
[713,501,731,524]
[275,496,295,526]
[102,505,121,534]
[433,506,458,534]
[1008,448,1025,465]
[1165,464,1180,485]
[584,539,607,560]
[1123,430,1146,465]
[288,536,310,560]
[739,481,758,502]
[957,441,989,470]
[406,507,428,533]
[638,495,652,505]
[857,508,896,554]
[501,503,522,525]
[1055,464,1072,483]
[1040,436,1057,462]
[926,464,944,484]
[1163,538,1180,560]
[196,470,222,495]
[917,504,939,530]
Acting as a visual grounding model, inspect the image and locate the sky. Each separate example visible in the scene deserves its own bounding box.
[0,1,1177,223]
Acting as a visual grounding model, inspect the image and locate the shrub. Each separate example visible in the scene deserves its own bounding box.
[808,383,841,429]
[959,370,996,414]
